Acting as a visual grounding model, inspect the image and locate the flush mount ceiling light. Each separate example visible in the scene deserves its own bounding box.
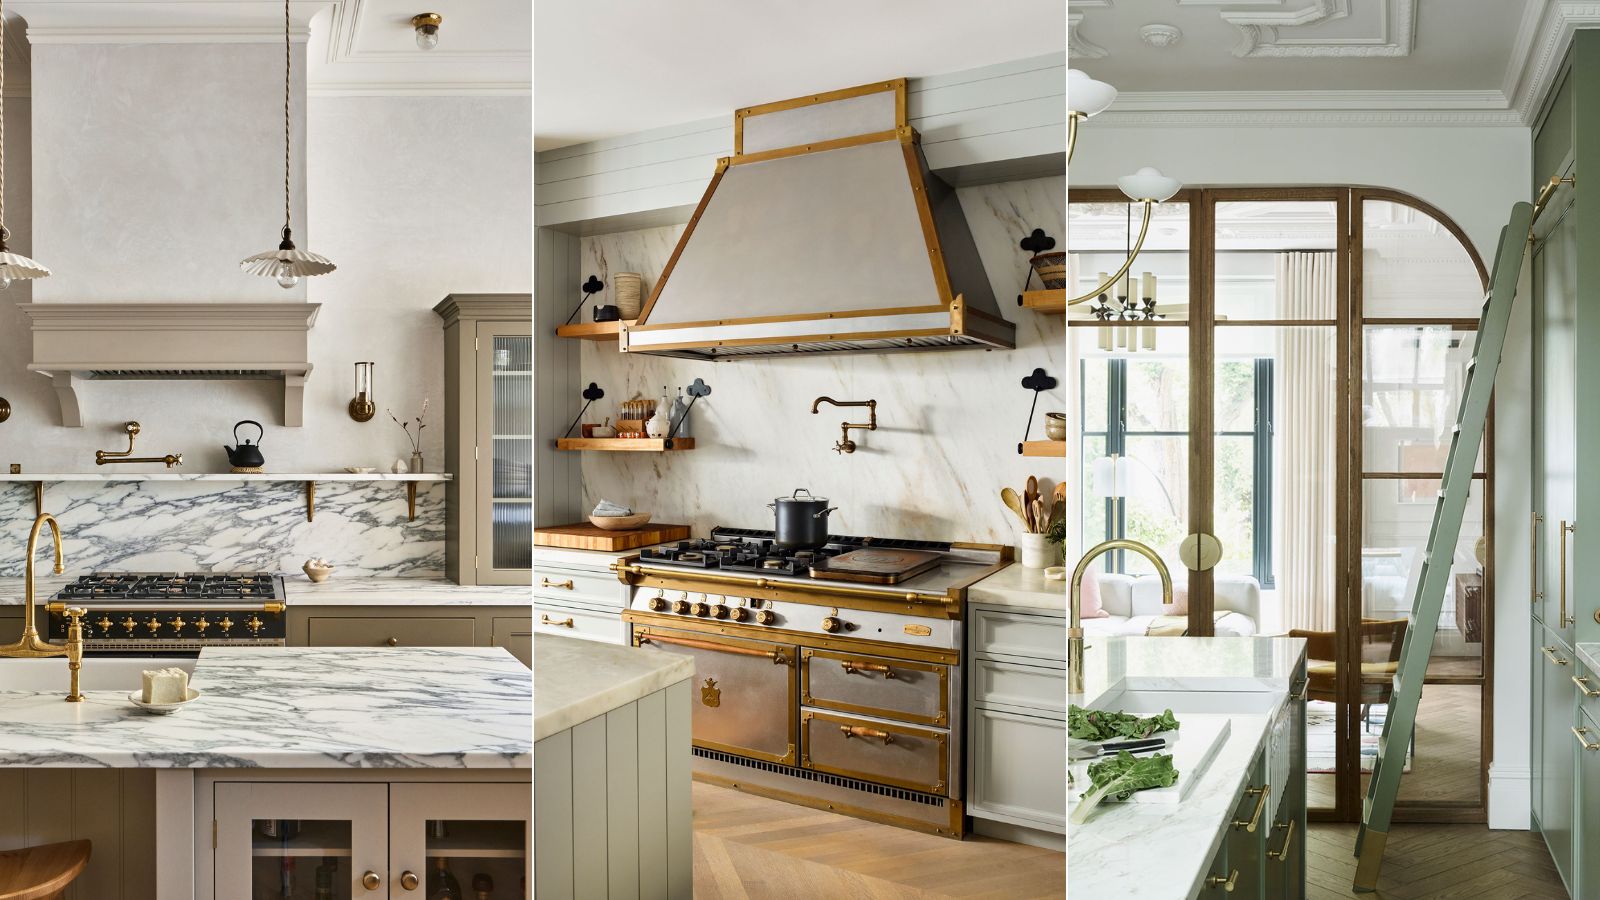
[1068,69,1182,308]
[242,0,335,289]
[411,13,442,50]
[0,0,48,289]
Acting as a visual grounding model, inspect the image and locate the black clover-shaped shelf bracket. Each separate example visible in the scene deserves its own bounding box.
[664,378,711,449]
[1018,229,1059,294]
[564,382,606,438]
[566,275,607,326]
[1018,368,1058,453]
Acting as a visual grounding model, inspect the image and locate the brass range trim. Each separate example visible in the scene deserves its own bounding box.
[48,600,286,614]
[800,709,950,797]
[692,771,964,839]
[800,647,949,727]
[624,611,958,666]
[613,562,965,618]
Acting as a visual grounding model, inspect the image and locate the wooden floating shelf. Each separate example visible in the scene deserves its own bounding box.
[555,320,635,341]
[1017,289,1065,314]
[556,438,695,452]
[1018,441,1066,458]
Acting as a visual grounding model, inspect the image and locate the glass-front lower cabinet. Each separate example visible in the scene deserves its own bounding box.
[214,780,529,899]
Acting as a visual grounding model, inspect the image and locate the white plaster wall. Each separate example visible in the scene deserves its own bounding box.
[1074,119,1534,827]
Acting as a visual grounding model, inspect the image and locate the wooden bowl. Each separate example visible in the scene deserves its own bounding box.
[589,512,651,531]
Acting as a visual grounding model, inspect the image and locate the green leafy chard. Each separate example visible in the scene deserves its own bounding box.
[1069,751,1179,824]
[1067,705,1180,741]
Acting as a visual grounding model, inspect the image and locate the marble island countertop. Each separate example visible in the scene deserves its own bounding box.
[0,574,528,607]
[535,633,692,742]
[1069,636,1306,900]
[1577,643,1600,674]
[0,646,530,768]
[968,562,1066,612]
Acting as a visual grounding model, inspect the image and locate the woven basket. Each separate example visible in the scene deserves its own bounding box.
[1029,252,1066,289]
[614,272,643,319]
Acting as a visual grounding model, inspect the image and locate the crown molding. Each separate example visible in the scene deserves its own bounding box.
[308,81,530,97]
[1506,1,1600,126]
[24,25,309,44]
[1088,88,1522,127]
[1068,12,1108,59]
[1093,106,1524,127]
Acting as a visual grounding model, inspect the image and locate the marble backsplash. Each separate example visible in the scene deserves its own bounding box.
[0,481,444,577]
[576,176,1066,545]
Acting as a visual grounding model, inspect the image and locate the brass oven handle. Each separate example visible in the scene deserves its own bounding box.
[839,724,893,744]
[541,577,575,590]
[1533,511,1544,605]
[1231,784,1270,833]
[1575,726,1600,751]
[541,615,575,628]
[841,659,895,679]
[1205,869,1238,892]
[1267,818,1297,861]
[639,633,790,665]
[1543,645,1570,666]
[1574,675,1600,698]
[1561,520,1575,627]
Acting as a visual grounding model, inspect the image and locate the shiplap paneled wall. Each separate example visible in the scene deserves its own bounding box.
[536,228,584,527]
[535,52,1066,231]
[0,768,157,900]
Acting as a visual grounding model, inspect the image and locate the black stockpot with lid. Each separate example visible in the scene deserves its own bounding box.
[768,489,838,549]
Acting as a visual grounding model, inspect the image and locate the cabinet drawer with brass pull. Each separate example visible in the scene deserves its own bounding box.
[540,614,575,628]
[800,647,949,726]
[801,710,949,796]
[533,564,627,606]
[308,616,474,649]
[1232,784,1270,833]
[540,577,574,590]
[1205,869,1238,893]
[1268,818,1297,861]
[1542,645,1571,666]
[1575,726,1600,752]
[1573,675,1600,698]
[533,600,626,644]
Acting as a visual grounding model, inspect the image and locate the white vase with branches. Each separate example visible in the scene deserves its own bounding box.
[389,399,429,473]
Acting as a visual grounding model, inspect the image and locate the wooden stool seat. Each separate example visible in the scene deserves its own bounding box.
[0,840,90,900]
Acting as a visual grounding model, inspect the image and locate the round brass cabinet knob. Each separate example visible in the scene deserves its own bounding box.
[361,871,381,890]
[386,637,399,647]
[399,870,420,890]
[755,610,777,626]
[1179,533,1224,572]
[821,616,843,633]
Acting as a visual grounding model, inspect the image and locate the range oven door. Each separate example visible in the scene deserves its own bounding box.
[632,625,798,766]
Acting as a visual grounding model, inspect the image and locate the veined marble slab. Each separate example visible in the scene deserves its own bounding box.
[0,473,451,482]
[535,633,692,741]
[0,646,530,768]
[969,563,1066,613]
[1577,643,1600,674]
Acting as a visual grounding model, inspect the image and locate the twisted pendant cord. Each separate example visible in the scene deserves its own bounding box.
[282,0,290,233]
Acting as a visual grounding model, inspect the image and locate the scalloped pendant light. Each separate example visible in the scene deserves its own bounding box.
[241,0,334,289]
[0,0,48,288]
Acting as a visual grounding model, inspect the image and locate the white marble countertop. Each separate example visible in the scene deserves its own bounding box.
[1069,636,1306,900]
[534,633,692,742]
[0,473,450,482]
[0,575,528,607]
[1578,643,1600,674]
[0,646,530,768]
[968,563,1066,612]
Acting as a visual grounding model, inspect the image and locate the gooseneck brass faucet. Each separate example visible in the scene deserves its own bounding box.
[0,513,88,701]
[95,421,182,468]
[1069,539,1173,695]
[810,396,878,454]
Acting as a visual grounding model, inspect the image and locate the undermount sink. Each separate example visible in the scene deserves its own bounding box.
[0,657,194,693]
[1090,688,1284,716]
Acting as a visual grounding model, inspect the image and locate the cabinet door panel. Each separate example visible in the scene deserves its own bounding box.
[308,616,476,648]
[476,321,534,584]
[969,707,1065,831]
[214,782,387,900]
[1540,626,1577,887]
[1580,708,1600,898]
[1538,215,1577,639]
[389,782,530,900]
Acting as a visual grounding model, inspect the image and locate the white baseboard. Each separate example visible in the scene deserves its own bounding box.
[1488,763,1531,830]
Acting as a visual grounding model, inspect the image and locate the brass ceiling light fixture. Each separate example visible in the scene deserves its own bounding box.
[242,0,335,289]
[411,13,442,50]
[0,0,49,289]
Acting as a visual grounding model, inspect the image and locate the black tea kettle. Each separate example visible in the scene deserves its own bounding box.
[224,420,265,471]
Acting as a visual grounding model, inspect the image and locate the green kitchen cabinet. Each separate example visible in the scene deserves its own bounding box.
[1537,624,1577,892]
[1580,706,1600,892]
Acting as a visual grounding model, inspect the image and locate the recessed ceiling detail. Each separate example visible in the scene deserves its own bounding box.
[1069,13,1109,59]
[1070,0,1415,60]
[1139,24,1184,48]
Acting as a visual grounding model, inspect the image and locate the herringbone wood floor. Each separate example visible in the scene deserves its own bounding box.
[692,782,1066,899]
[1305,823,1566,899]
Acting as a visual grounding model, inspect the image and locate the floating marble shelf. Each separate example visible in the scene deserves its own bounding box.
[0,473,451,522]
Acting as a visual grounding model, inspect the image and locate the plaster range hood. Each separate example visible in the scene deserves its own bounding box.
[618,79,1015,360]
[17,302,320,427]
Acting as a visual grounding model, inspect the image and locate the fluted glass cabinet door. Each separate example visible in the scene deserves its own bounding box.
[214,782,387,899]
[477,322,533,583]
[388,783,530,900]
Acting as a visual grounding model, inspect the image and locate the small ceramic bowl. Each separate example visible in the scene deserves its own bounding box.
[344,466,377,474]
[589,512,651,531]
[303,561,336,583]
[1045,412,1067,441]
[129,687,201,715]
[1043,566,1067,582]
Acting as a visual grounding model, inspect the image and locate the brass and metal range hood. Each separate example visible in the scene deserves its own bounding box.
[620,79,1015,360]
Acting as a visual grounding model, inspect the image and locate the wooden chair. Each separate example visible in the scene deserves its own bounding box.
[0,840,90,900]
[1289,617,1409,727]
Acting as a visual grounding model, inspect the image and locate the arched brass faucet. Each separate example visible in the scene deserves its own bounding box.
[1069,539,1173,694]
[0,513,88,701]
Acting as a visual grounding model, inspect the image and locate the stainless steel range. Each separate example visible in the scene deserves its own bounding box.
[617,527,1008,837]
[43,572,288,654]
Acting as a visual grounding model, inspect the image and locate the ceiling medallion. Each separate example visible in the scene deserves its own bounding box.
[1139,24,1183,49]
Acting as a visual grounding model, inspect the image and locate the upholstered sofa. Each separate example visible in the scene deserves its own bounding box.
[1081,572,1262,637]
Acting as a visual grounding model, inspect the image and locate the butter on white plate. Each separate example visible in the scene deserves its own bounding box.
[141,667,190,705]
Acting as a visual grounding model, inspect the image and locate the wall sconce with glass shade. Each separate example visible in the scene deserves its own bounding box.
[349,362,376,422]
[411,13,442,50]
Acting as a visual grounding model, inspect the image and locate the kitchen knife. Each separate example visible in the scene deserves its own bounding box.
[1068,737,1170,760]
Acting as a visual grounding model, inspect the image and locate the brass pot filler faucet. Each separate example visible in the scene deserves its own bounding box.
[95,421,182,468]
[810,396,877,454]
[0,513,88,701]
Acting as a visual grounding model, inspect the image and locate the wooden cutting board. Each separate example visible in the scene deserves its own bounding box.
[808,548,943,584]
[534,522,692,552]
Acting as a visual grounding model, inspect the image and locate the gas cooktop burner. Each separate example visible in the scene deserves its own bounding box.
[55,572,285,602]
[637,528,958,582]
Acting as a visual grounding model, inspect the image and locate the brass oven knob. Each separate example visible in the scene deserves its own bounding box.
[711,604,730,619]
[690,602,709,617]
[821,616,843,633]
[121,616,137,634]
[671,600,690,615]
[755,610,777,626]
[96,616,113,633]
[144,617,161,634]
[246,615,264,634]
[195,616,211,633]
[219,616,235,632]
[728,607,748,623]
[647,596,668,612]
[170,616,187,631]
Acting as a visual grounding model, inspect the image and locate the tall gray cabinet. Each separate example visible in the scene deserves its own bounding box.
[435,294,534,585]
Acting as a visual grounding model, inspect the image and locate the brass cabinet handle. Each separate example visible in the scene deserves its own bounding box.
[361,871,381,890]
[1561,520,1576,627]
[541,614,575,628]
[1575,726,1600,751]
[541,577,575,590]
[1574,675,1600,698]
[1268,818,1297,861]
[399,870,420,890]
[1291,679,1309,702]
[1543,645,1571,666]
[841,659,895,678]
[1232,784,1270,833]
[840,724,894,744]
[1205,869,1239,892]
[1533,512,1545,605]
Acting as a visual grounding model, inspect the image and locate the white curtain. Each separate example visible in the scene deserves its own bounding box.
[1276,252,1337,632]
